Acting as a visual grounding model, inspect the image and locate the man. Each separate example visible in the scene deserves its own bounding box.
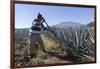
[30,13,46,58]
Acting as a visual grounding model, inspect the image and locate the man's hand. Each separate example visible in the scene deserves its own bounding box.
[43,27,47,30]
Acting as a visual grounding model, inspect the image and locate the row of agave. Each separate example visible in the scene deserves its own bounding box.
[45,26,95,62]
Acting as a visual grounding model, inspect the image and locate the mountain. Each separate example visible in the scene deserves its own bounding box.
[53,21,84,29]
[86,22,94,27]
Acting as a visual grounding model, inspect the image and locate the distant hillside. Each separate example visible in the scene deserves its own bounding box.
[86,22,94,27]
[53,21,84,29]
[15,28,30,40]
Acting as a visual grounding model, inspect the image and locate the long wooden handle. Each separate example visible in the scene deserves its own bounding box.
[44,21,54,32]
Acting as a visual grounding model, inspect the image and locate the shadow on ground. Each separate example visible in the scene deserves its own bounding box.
[46,51,80,62]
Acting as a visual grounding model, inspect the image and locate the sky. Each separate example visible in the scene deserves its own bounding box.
[15,3,95,28]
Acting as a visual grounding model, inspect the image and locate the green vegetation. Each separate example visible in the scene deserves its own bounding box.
[44,26,95,62]
[15,22,95,66]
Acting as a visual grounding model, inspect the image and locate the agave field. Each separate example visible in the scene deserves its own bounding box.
[15,23,95,66]
[44,26,95,62]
